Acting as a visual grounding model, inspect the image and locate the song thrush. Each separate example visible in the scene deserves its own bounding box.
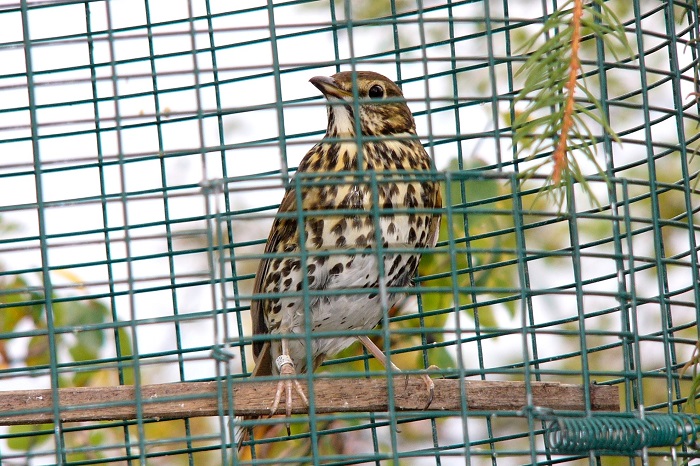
[241,70,442,446]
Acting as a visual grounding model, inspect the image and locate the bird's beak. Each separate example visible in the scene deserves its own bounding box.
[310,76,351,100]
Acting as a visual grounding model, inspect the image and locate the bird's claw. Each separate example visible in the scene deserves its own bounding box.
[269,355,309,436]
[402,367,435,409]
[421,373,435,409]
[421,365,441,409]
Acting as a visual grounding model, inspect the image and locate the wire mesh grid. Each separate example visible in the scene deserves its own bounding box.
[0,0,699,465]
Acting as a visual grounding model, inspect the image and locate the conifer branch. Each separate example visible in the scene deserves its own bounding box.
[511,0,632,207]
[553,0,583,184]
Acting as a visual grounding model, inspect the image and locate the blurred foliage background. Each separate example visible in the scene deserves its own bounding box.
[1,0,698,464]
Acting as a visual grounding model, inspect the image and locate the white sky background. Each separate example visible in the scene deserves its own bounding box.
[0,1,498,463]
[0,0,699,464]
[0,0,497,376]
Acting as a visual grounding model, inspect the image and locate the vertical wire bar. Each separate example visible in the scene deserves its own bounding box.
[621,179,648,466]
[84,3,143,460]
[83,0,126,428]
[631,0,678,419]
[19,3,65,464]
[212,195,234,465]
[329,1,341,74]
[266,0,290,189]
[482,0,503,169]
[377,2,401,460]
[443,171,472,464]
[201,2,240,461]
[565,184,593,405]
[463,8,503,464]
[141,9,193,462]
[143,0,183,379]
[105,1,145,462]
[513,3,550,461]
[506,0,550,461]
[368,168,398,463]
[522,0,549,387]
[590,6,637,451]
[350,4,396,457]
[659,0,688,416]
[390,0,402,83]
[414,0,444,457]
[101,3,137,462]
[303,46,324,466]
[662,2,700,413]
[293,172,320,464]
[411,6,442,463]
[511,0,552,458]
[182,3,209,463]
[510,171,537,465]
[331,0,382,456]
[344,2,400,461]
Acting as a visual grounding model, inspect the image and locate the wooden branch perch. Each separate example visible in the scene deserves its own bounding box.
[0,379,619,425]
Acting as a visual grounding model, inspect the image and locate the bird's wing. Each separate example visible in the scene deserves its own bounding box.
[249,187,298,376]
[426,184,443,249]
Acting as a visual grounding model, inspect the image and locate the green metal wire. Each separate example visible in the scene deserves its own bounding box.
[545,413,700,454]
[19,2,64,461]
[1,1,699,465]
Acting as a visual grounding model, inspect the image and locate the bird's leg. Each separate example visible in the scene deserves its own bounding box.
[357,335,435,409]
[269,338,309,436]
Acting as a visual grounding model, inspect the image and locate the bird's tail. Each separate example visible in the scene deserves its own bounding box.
[235,418,254,451]
[236,342,272,452]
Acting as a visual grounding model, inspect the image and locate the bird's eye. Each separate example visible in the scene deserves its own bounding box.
[368,84,384,99]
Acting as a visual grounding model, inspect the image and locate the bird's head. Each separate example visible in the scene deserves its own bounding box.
[310,71,417,138]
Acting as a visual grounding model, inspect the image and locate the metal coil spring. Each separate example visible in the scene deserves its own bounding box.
[545,414,700,454]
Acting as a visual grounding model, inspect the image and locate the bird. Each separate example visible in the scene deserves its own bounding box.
[239,70,442,448]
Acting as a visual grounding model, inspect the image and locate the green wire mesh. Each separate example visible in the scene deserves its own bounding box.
[0,0,699,465]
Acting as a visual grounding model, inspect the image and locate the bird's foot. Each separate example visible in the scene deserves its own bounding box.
[269,355,309,436]
[357,335,438,409]
[420,367,437,409]
[399,368,435,409]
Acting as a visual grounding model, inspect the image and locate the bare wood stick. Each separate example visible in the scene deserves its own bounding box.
[0,379,619,425]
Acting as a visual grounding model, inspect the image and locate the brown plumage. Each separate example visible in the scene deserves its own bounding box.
[239,71,441,449]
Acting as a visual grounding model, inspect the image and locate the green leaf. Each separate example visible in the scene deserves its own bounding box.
[69,331,101,362]
[58,299,109,328]
[7,424,53,451]
[427,346,456,370]
[117,328,135,385]
[26,335,50,367]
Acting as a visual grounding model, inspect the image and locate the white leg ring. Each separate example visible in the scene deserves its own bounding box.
[276,354,294,372]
